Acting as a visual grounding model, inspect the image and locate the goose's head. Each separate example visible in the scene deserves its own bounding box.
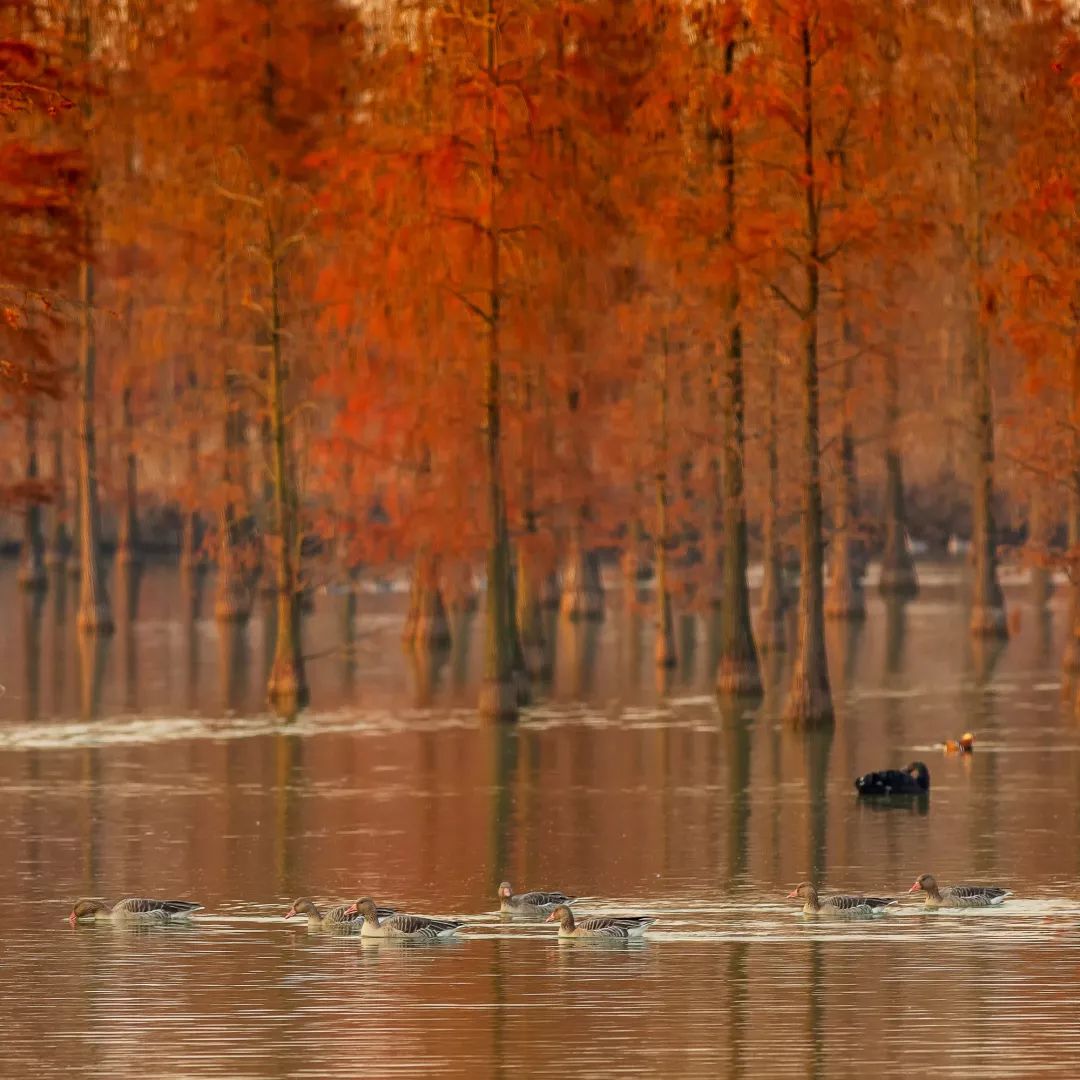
[786,882,817,901]
[69,899,107,925]
[909,873,937,894]
[497,881,513,900]
[344,897,379,921]
[284,897,316,920]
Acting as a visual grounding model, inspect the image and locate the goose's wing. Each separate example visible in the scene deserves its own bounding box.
[518,890,572,908]
[823,895,896,912]
[385,914,463,938]
[577,916,653,937]
[323,904,361,924]
[115,899,203,918]
[951,885,1009,904]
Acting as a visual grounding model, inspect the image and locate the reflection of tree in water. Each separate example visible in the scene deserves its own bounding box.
[273,733,304,894]
[882,596,910,680]
[806,938,826,1080]
[489,722,520,906]
[449,609,475,695]
[116,562,142,713]
[48,571,70,715]
[408,644,450,708]
[219,622,250,714]
[804,726,834,883]
[558,618,600,701]
[182,568,205,713]
[726,940,749,1080]
[678,612,697,686]
[78,634,109,722]
[967,635,1005,878]
[21,591,45,723]
[720,706,754,889]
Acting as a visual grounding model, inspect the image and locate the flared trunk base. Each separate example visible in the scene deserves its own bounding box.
[478,678,518,721]
[214,577,251,624]
[783,674,834,726]
[268,662,309,718]
[77,602,115,636]
[970,603,1008,639]
[716,656,764,698]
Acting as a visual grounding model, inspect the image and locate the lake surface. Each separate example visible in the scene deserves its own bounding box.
[2,560,1079,1078]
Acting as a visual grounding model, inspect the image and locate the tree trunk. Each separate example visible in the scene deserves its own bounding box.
[477,5,517,721]
[966,0,1007,640]
[715,64,761,697]
[758,347,788,652]
[214,374,250,622]
[18,407,47,591]
[785,22,832,726]
[879,343,919,595]
[825,313,865,620]
[654,331,677,670]
[264,242,307,716]
[115,382,140,567]
[76,256,113,635]
[404,550,452,650]
[179,417,204,572]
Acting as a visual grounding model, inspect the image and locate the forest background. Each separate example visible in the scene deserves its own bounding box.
[1,0,1077,722]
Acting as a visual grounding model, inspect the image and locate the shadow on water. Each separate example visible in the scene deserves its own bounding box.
[218,620,251,713]
[116,561,143,712]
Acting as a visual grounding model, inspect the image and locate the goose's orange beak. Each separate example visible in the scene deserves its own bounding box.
[68,912,77,926]
[786,889,799,898]
[544,911,557,922]
[908,881,921,893]
[284,909,296,919]
[344,903,358,916]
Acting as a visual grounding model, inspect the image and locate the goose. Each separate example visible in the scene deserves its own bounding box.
[787,883,896,916]
[545,904,654,940]
[283,897,396,927]
[69,898,203,925]
[943,732,975,754]
[908,874,1010,908]
[498,881,574,914]
[854,760,930,796]
[344,897,464,939]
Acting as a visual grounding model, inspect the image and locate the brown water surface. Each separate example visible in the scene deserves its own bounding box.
[1,563,1079,1078]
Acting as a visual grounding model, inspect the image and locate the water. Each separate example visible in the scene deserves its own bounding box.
[2,562,1080,1078]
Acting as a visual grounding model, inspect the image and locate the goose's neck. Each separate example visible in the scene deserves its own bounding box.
[803,890,821,913]
[362,909,381,929]
[560,909,576,931]
[923,883,942,902]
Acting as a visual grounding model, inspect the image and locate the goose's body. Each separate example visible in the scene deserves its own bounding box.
[545,904,654,940]
[498,881,574,915]
[284,897,396,927]
[345,897,464,939]
[855,761,930,797]
[787,883,896,917]
[69,898,203,925]
[909,874,1010,909]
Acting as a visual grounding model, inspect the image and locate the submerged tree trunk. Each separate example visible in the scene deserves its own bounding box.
[785,22,832,725]
[758,347,788,653]
[76,256,113,635]
[115,382,140,566]
[825,312,865,620]
[1028,492,1053,611]
[966,0,1007,639]
[404,550,452,650]
[18,407,47,591]
[560,512,604,620]
[654,330,677,670]
[46,408,69,569]
[264,239,307,716]
[879,340,919,595]
[715,60,761,698]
